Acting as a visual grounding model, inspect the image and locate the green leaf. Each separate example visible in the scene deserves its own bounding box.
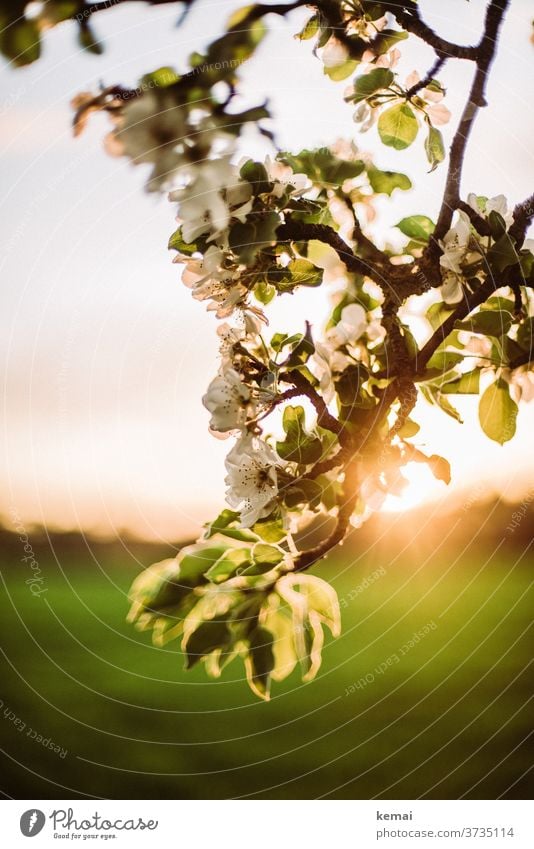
[352,67,394,102]
[441,370,480,395]
[456,309,514,338]
[78,23,104,55]
[245,627,275,700]
[425,349,463,372]
[206,548,252,584]
[140,66,179,89]
[420,385,463,423]
[251,517,286,543]
[396,215,435,243]
[426,301,455,331]
[378,103,419,150]
[252,543,284,567]
[371,28,408,56]
[239,160,271,194]
[367,167,412,195]
[254,281,276,305]
[427,454,451,485]
[278,148,364,186]
[276,405,323,465]
[183,618,232,669]
[282,323,315,367]
[296,13,320,40]
[398,418,420,438]
[488,210,507,240]
[285,259,323,288]
[294,574,341,637]
[478,378,518,444]
[424,125,445,171]
[178,544,230,583]
[2,19,40,66]
[204,509,258,542]
[324,59,358,81]
[168,228,198,254]
[487,234,519,273]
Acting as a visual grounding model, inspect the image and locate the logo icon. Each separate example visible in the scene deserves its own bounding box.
[20,810,46,837]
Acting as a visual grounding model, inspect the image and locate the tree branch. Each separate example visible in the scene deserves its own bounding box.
[405,55,447,99]
[509,192,534,246]
[379,1,479,60]
[432,0,511,245]
[457,199,492,237]
[415,277,499,373]
[293,456,359,571]
[276,219,397,293]
[284,369,346,438]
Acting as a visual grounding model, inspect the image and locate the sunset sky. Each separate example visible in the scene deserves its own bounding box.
[1,0,533,541]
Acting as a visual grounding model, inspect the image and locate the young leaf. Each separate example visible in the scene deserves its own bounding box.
[396,215,435,243]
[378,103,419,150]
[183,618,232,669]
[276,406,323,465]
[428,454,451,485]
[478,378,518,444]
[352,67,394,103]
[245,627,275,700]
[456,309,514,338]
[441,370,481,395]
[424,125,445,171]
[367,167,412,195]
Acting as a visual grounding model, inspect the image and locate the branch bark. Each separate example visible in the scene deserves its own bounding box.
[431,0,511,245]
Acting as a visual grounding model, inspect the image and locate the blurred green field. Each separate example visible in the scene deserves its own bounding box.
[0,514,532,800]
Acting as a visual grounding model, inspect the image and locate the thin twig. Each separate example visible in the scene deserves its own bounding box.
[405,55,447,99]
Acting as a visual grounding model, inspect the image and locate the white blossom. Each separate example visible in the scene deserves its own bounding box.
[326,303,367,348]
[467,192,513,227]
[170,161,236,244]
[224,434,281,526]
[109,92,187,191]
[264,156,309,199]
[503,366,534,403]
[321,38,349,68]
[352,101,378,132]
[180,246,247,318]
[440,272,464,305]
[439,211,471,275]
[203,368,256,434]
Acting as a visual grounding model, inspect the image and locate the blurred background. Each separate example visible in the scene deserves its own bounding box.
[0,0,533,799]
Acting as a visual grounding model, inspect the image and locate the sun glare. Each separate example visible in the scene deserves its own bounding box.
[382,461,445,513]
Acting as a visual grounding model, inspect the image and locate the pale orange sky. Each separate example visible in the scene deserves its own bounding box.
[1,0,533,540]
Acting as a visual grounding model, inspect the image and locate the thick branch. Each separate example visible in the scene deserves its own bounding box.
[276,219,395,293]
[284,369,345,438]
[457,200,491,237]
[432,0,510,244]
[415,277,499,373]
[379,1,479,60]
[293,457,359,571]
[509,193,534,246]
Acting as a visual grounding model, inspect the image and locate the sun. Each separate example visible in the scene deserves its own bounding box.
[381,461,446,513]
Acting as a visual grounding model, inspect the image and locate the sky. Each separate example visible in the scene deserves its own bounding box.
[1,0,533,541]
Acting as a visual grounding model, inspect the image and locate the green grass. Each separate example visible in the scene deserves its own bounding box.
[0,527,532,799]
